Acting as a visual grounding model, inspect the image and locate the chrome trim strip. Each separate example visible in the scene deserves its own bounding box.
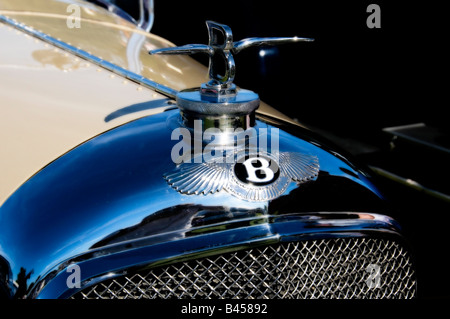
[370,165,450,203]
[0,14,178,99]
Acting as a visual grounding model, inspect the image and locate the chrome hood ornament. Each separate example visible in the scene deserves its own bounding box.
[150,21,313,130]
[150,21,317,202]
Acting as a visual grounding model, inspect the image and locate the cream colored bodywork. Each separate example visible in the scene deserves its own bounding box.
[0,0,296,205]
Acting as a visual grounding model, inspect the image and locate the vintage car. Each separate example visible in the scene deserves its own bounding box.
[0,0,417,299]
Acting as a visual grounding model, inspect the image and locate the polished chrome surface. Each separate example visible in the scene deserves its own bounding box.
[0,14,178,98]
[233,36,314,54]
[175,88,260,130]
[151,44,214,56]
[71,238,416,299]
[175,88,259,116]
[180,111,256,131]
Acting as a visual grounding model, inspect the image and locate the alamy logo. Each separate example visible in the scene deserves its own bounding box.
[366,4,381,29]
[170,120,280,165]
[66,264,81,289]
[365,263,381,289]
[66,4,81,29]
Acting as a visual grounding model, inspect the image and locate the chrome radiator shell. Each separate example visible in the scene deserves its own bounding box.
[0,111,414,299]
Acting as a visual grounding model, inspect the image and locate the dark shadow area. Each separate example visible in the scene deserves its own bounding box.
[151,0,443,142]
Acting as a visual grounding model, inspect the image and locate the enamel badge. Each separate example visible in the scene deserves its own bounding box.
[164,152,319,202]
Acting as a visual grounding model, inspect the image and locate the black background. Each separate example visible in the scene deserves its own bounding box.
[150,0,444,137]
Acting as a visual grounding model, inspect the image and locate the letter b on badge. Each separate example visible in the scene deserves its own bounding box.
[243,158,274,183]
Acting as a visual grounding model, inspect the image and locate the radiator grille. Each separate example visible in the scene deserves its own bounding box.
[71,237,416,299]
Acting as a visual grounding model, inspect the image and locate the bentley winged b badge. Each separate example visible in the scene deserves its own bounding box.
[150,21,318,202]
[164,151,319,202]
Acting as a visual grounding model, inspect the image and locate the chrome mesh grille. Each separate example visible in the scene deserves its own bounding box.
[71,238,416,299]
